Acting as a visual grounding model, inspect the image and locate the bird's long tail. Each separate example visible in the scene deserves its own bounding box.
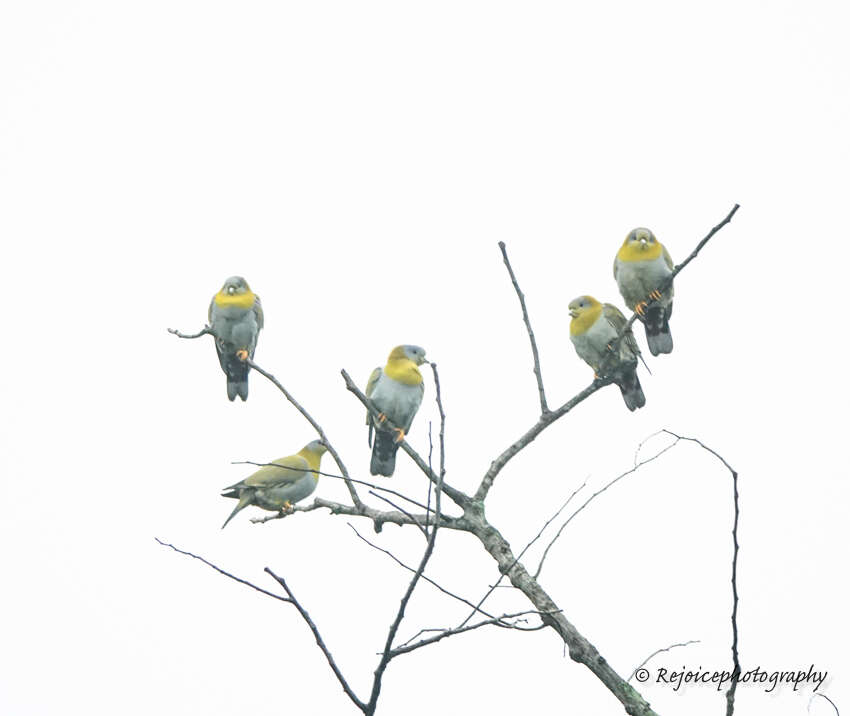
[617,368,646,412]
[643,306,673,356]
[227,379,249,401]
[221,493,252,529]
[370,429,400,477]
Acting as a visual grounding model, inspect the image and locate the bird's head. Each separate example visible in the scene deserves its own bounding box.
[221,276,251,296]
[568,295,601,319]
[622,228,657,253]
[304,439,328,456]
[390,345,429,366]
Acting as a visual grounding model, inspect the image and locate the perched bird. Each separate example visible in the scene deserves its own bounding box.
[209,276,263,401]
[613,228,674,356]
[221,439,327,528]
[365,345,428,477]
[568,295,646,411]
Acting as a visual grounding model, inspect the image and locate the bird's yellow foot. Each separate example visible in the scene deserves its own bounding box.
[392,427,406,443]
[236,349,249,361]
[634,301,648,316]
[649,289,662,301]
[377,413,388,424]
[278,500,294,516]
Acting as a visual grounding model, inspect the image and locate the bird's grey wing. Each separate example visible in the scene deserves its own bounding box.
[662,245,674,271]
[365,366,382,428]
[603,303,641,357]
[402,382,425,432]
[253,294,264,331]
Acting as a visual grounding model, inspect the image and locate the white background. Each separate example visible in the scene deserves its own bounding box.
[1,2,848,715]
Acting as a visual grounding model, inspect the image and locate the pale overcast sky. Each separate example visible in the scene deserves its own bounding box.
[1,2,848,715]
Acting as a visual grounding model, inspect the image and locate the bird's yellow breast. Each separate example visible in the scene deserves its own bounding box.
[570,304,603,336]
[384,359,423,386]
[617,241,663,263]
[297,448,324,480]
[214,290,256,310]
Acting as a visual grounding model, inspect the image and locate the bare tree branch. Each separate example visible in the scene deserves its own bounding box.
[476,204,740,502]
[245,358,363,509]
[534,437,681,579]
[167,326,211,339]
[662,430,740,716]
[498,241,549,414]
[627,640,701,683]
[265,567,366,712]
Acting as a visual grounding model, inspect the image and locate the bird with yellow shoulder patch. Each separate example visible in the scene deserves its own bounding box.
[221,439,327,528]
[613,228,674,356]
[209,276,263,401]
[569,296,646,411]
[365,345,428,476]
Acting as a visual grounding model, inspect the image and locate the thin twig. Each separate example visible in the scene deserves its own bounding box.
[348,524,500,620]
[627,640,701,682]
[167,326,212,339]
[390,610,555,657]
[155,538,290,603]
[247,358,362,509]
[499,241,548,414]
[662,430,740,716]
[534,437,680,579]
[809,694,841,716]
[265,567,366,712]
[232,460,433,512]
[426,422,434,538]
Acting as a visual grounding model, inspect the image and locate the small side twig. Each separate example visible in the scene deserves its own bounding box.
[534,436,680,579]
[627,640,701,682]
[390,610,555,657]
[349,524,499,620]
[809,694,841,716]
[167,326,211,339]
[155,538,290,603]
[499,241,548,414]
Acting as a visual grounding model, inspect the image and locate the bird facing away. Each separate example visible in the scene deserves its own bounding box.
[613,228,674,356]
[221,439,327,528]
[569,296,646,411]
[365,345,428,477]
[208,276,264,401]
